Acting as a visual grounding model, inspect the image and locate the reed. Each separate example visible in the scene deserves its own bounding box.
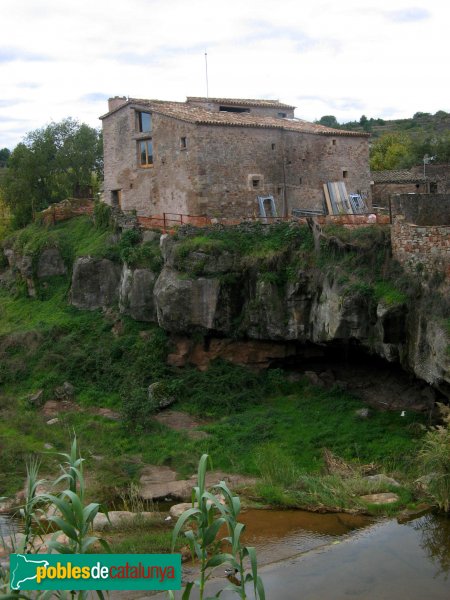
[169,454,265,600]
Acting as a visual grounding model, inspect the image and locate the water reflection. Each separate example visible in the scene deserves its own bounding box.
[412,512,450,579]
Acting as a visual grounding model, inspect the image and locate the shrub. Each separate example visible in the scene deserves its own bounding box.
[418,407,450,512]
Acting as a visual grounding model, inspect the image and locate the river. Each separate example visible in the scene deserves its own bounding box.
[2,509,449,599]
[149,509,450,600]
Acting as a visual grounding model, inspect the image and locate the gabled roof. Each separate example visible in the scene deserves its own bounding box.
[371,170,429,184]
[100,98,369,138]
[186,97,296,109]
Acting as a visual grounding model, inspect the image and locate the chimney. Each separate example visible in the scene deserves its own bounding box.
[108,96,128,112]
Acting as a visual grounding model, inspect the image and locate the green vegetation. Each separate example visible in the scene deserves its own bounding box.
[316,110,450,170]
[1,118,102,229]
[170,454,265,600]
[0,218,442,516]
[418,406,450,512]
[0,438,109,600]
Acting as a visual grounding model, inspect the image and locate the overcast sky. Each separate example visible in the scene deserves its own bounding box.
[1,0,448,149]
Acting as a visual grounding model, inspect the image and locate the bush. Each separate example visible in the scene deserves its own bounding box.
[418,407,450,512]
[93,201,112,229]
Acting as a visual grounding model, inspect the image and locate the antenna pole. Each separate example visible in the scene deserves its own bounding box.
[205,52,209,99]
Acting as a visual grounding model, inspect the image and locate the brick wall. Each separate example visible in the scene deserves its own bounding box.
[39,198,93,225]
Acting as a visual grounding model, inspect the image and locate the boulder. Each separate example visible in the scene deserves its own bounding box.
[355,408,370,419]
[28,389,44,407]
[365,474,401,487]
[119,265,157,322]
[148,382,176,409]
[93,511,156,531]
[36,248,67,278]
[154,268,221,332]
[360,492,400,505]
[70,257,121,310]
[54,381,75,401]
[139,465,191,501]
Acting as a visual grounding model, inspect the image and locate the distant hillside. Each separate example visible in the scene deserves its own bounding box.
[315,112,450,170]
[317,111,450,140]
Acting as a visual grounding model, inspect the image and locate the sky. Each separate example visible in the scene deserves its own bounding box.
[1,0,449,149]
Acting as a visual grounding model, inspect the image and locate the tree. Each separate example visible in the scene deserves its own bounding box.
[370,132,413,171]
[0,148,10,163]
[1,118,103,228]
[317,115,339,128]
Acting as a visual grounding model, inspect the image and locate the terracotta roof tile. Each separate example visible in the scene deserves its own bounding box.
[101,97,368,138]
[371,170,429,183]
[186,97,296,109]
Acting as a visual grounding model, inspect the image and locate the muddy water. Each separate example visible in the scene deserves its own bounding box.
[229,509,372,565]
[150,510,450,600]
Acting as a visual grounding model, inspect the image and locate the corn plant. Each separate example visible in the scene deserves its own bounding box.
[169,454,265,600]
[0,437,109,600]
[38,437,110,555]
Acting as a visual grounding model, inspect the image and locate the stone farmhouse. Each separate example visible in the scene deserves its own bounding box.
[100,96,371,219]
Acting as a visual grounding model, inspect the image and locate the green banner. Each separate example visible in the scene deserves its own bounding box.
[10,553,181,591]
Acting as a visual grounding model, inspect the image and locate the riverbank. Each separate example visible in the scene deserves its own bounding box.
[0,217,445,516]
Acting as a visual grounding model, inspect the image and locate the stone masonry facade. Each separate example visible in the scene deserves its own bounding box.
[391,194,450,278]
[101,97,371,219]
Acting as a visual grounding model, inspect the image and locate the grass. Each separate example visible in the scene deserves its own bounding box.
[0,218,436,514]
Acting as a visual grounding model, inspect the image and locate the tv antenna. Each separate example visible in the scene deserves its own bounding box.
[205,52,209,99]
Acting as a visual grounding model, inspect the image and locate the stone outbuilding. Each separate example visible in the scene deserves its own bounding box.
[371,169,434,209]
[100,96,371,219]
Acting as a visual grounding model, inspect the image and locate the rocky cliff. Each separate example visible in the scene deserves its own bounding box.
[3,221,449,401]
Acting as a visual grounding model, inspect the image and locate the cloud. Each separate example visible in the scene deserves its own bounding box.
[385,7,431,23]
[112,42,212,66]
[0,47,50,63]
[17,82,41,89]
[296,95,365,113]
[80,92,111,102]
[0,99,24,108]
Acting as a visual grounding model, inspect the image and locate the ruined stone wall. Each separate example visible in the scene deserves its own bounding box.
[391,219,450,277]
[391,194,450,225]
[411,164,450,194]
[391,194,450,278]
[372,183,428,207]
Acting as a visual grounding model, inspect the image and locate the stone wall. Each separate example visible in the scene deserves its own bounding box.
[411,164,450,194]
[391,194,450,278]
[391,194,450,225]
[372,182,428,208]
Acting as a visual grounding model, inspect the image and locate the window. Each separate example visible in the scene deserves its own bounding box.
[278,112,287,118]
[180,136,187,149]
[139,139,153,167]
[271,143,276,150]
[137,111,152,133]
[219,106,250,113]
[332,139,336,146]
[343,170,348,178]
[252,178,260,188]
[299,177,302,184]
